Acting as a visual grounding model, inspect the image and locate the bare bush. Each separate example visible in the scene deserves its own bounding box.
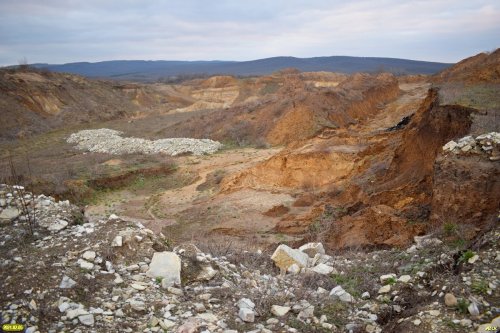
[4,153,37,235]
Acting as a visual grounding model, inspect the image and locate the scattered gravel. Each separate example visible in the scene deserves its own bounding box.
[67,128,223,156]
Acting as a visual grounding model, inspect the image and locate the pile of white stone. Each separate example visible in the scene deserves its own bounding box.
[67,128,223,156]
[443,132,500,160]
[0,184,80,233]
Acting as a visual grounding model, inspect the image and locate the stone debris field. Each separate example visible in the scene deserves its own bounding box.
[1,184,499,333]
[67,128,223,156]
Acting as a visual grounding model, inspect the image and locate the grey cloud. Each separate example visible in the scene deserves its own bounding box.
[0,0,498,66]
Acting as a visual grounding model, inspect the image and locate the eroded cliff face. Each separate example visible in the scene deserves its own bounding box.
[431,146,500,233]
[217,83,496,250]
[0,70,142,139]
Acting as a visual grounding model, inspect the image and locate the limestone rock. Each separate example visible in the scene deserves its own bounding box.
[310,263,335,275]
[287,263,301,274]
[380,274,396,283]
[468,302,479,316]
[378,285,391,294]
[196,265,217,281]
[0,207,20,222]
[271,305,290,317]
[238,308,255,322]
[237,298,255,310]
[271,244,309,271]
[59,276,77,289]
[82,251,96,261]
[398,275,411,283]
[146,252,181,287]
[78,314,94,326]
[77,259,94,271]
[298,242,325,257]
[48,219,68,232]
[111,235,123,247]
[330,286,355,303]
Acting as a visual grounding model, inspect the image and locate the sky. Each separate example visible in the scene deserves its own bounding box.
[0,0,499,66]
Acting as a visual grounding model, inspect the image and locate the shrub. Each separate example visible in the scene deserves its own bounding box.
[471,279,489,295]
[456,298,469,314]
[443,222,458,236]
[458,250,476,264]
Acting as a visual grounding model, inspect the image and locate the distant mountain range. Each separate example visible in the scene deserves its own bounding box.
[31,56,453,82]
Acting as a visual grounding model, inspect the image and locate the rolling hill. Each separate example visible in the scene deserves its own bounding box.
[31,56,452,82]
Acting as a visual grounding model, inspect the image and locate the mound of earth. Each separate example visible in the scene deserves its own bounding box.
[166,72,399,146]
[433,48,500,84]
[0,68,190,141]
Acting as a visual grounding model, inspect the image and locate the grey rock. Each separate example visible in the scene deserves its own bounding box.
[238,308,255,322]
[78,314,94,326]
[59,276,77,289]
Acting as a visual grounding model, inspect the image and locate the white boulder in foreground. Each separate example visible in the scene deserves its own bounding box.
[146,252,181,287]
[271,244,309,272]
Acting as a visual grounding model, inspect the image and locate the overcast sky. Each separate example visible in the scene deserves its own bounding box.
[0,0,499,66]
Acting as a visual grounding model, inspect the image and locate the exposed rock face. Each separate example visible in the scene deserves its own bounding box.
[0,69,156,140]
[327,205,424,249]
[431,134,500,232]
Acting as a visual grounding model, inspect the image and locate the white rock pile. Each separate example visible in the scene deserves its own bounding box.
[67,128,223,156]
[0,184,81,234]
[443,132,500,161]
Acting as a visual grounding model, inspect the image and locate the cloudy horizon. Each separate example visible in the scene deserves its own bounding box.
[0,0,499,67]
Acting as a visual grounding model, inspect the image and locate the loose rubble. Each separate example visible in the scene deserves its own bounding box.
[1,185,499,332]
[67,128,223,156]
[443,132,500,160]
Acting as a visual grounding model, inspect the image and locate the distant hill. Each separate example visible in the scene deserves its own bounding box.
[31,56,452,82]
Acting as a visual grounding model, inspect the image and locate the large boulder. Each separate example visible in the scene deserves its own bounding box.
[146,252,181,287]
[0,207,20,223]
[271,244,309,272]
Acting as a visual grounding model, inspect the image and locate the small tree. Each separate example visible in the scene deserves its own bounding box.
[18,57,30,71]
[6,153,37,235]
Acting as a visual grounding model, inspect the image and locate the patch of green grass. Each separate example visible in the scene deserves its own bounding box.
[308,219,322,233]
[331,274,361,297]
[450,238,466,249]
[316,301,348,327]
[287,318,332,333]
[471,279,489,295]
[439,83,500,110]
[384,277,397,285]
[155,277,163,285]
[458,250,476,264]
[443,318,461,330]
[456,298,469,314]
[443,222,458,236]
